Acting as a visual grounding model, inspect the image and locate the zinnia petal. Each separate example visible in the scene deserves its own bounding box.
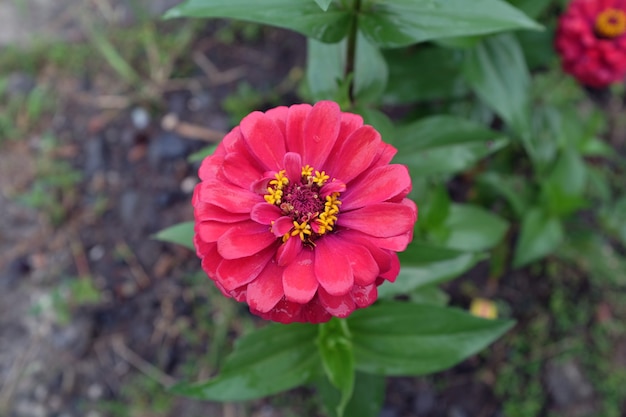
[240,111,286,170]
[342,164,412,210]
[318,287,355,318]
[282,249,318,303]
[338,203,416,238]
[285,103,311,155]
[216,246,275,291]
[314,236,353,296]
[246,260,284,313]
[302,101,341,168]
[217,222,276,259]
[197,181,261,213]
[325,125,382,183]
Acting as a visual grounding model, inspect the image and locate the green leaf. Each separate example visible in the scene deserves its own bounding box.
[353,31,388,103]
[513,207,564,268]
[600,196,626,246]
[541,147,588,216]
[317,319,355,417]
[478,172,532,218]
[464,33,531,137]
[348,302,514,376]
[307,37,344,102]
[380,242,485,298]
[358,0,541,48]
[559,231,626,287]
[314,0,333,11]
[164,0,350,43]
[517,29,554,70]
[170,323,320,401]
[188,144,217,162]
[507,0,552,18]
[307,30,388,103]
[316,372,386,417]
[152,222,195,250]
[409,285,450,306]
[383,46,467,104]
[393,116,509,176]
[440,204,509,252]
[419,185,451,231]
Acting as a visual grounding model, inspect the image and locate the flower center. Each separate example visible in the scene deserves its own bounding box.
[595,8,626,38]
[264,165,342,244]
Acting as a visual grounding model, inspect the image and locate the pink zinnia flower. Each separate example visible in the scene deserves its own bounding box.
[192,101,417,323]
[555,0,626,87]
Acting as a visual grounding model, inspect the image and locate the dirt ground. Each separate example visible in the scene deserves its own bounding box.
[1,3,625,417]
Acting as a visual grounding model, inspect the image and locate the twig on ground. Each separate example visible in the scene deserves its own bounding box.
[161,113,225,143]
[111,335,176,388]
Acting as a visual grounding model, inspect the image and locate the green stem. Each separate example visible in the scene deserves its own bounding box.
[345,0,361,105]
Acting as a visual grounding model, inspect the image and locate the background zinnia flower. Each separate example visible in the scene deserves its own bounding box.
[192,101,417,323]
[555,0,626,88]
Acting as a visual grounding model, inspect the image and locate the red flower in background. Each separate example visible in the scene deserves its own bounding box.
[192,101,417,323]
[556,0,626,88]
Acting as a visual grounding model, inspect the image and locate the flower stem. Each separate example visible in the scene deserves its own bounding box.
[345,0,361,105]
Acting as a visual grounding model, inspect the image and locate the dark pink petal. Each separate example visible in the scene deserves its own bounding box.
[340,241,379,286]
[320,180,346,197]
[318,287,355,318]
[283,152,302,183]
[250,203,282,225]
[254,298,303,324]
[338,203,416,237]
[197,240,220,278]
[342,165,412,210]
[216,246,275,291]
[197,220,242,242]
[194,201,250,223]
[217,222,276,259]
[229,285,247,302]
[246,260,284,313]
[325,126,382,183]
[351,284,378,308]
[212,279,233,299]
[339,230,394,275]
[272,216,294,237]
[197,180,262,213]
[302,101,341,168]
[240,111,286,171]
[282,249,318,303]
[221,150,264,190]
[220,126,244,153]
[366,233,413,252]
[251,173,274,195]
[380,253,401,282]
[314,235,353,296]
[198,154,224,181]
[338,113,364,144]
[265,106,288,137]
[285,104,311,155]
[276,236,303,266]
[369,142,397,169]
[300,296,333,323]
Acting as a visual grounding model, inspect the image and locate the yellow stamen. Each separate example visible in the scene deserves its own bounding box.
[301,165,313,178]
[264,187,283,205]
[269,170,289,189]
[595,8,626,38]
[291,221,312,241]
[312,170,330,186]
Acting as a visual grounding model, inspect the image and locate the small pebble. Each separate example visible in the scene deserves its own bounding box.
[88,245,105,262]
[131,107,150,130]
[180,176,198,194]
